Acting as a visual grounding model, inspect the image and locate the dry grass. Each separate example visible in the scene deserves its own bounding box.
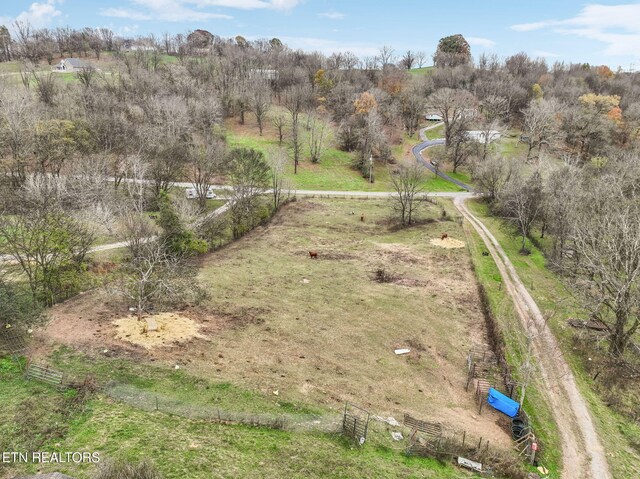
[113,313,205,349]
[37,198,513,448]
[430,237,466,249]
[192,198,511,446]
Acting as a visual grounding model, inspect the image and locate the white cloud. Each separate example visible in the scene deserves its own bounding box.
[510,3,640,56]
[191,0,299,10]
[533,50,561,58]
[101,1,233,22]
[318,11,346,20]
[101,0,299,21]
[279,35,378,57]
[100,8,152,21]
[511,20,559,32]
[4,0,62,29]
[467,36,496,48]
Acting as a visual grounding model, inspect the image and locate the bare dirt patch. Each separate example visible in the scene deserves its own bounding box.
[373,242,425,264]
[114,313,206,349]
[32,292,224,362]
[430,237,466,249]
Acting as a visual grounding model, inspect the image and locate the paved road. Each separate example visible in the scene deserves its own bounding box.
[0,188,473,263]
[0,199,233,263]
[455,197,611,479]
[412,124,474,192]
[116,178,475,199]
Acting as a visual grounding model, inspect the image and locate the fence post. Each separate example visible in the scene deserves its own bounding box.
[342,403,348,432]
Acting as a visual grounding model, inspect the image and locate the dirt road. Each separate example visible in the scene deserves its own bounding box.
[455,196,611,479]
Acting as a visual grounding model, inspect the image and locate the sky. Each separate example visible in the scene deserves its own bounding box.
[2,0,640,69]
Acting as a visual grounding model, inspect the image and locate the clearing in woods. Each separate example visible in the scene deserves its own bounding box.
[34,199,515,464]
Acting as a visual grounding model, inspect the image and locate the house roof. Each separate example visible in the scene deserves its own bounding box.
[64,58,92,68]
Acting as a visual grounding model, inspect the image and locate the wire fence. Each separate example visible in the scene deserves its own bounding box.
[105,382,342,433]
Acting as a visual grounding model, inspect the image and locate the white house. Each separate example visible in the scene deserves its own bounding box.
[425,114,443,121]
[465,130,501,143]
[53,58,94,73]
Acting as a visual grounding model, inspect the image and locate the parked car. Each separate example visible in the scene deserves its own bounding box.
[185,187,217,199]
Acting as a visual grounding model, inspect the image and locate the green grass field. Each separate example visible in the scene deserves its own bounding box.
[465,199,640,479]
[408,67,434,76]
[227,120,467,192]
[423,124,444,140]
[0,358,468,479]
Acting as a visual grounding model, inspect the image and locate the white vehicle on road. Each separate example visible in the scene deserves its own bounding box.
[186,187,217,199]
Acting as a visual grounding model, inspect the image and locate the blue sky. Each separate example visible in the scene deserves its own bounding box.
[2,0,640,68]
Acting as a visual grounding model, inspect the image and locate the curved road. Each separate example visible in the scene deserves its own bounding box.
[412,123,474,192]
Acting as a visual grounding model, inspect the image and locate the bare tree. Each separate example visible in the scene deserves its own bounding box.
[112,239,201,323]
[472,155,514,202]
[267,147,291,211]
[568,176,640,356]
[142,95,191,197]
[390,165,426,226]
[543,163,580,260]
[399,50,416,70]
[188,139,226,209]
[0,90,35,186]
[415,51,427,68]
[283,85,311,174]
[117,157,156,260]
[427,88,477,148]
[32,71,57,106]
[522,98,562,161]
[400,90,424,137]
[307,113,330,163]
[498,170,544,254]
[271,110,286,146]
[378,45,395,66]
[477,95,509,161]
[252,82,271,136]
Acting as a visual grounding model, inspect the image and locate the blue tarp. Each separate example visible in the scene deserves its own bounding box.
[487,388,520,418]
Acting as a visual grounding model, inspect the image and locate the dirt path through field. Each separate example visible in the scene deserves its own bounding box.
[454,197,610,479]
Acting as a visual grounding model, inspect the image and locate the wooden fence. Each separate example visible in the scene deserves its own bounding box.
[342,403,370,446]
[24,361,64,387]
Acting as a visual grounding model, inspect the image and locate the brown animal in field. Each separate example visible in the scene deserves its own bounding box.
[360,215,365,222]
[441,233,448,240]
[309,251,318,259]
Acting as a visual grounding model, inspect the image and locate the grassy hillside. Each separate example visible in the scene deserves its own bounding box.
[2,198,522,478]
[0,358,468,479]
[226,119,468,192]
